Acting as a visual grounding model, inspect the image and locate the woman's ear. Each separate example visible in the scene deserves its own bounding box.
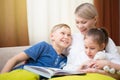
[94,16,98,25]
[94,16,98,21]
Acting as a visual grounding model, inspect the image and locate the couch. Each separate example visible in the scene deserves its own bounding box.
[0,46,120,71]
[0,46,30,71]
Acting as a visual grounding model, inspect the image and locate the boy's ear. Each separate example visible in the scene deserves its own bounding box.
[50,33,54,40]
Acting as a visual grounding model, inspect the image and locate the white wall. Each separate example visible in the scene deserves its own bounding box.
[27,0,93,45]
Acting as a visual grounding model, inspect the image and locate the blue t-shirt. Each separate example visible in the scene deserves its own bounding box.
[15,41,67,69]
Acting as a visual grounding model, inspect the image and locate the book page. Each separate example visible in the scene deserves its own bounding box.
[46,67,86,76]
[24,66,86,78]
[24,66,55,77]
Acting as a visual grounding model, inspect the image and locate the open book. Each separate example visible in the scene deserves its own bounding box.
[24,66,86,78]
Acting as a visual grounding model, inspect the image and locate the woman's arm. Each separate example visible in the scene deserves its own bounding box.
[106,38,118,54]
[1,52,29,73]
[93,60,120,70]
[85,60,120,80]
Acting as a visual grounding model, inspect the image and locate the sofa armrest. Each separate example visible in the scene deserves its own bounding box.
[0,46,30,71]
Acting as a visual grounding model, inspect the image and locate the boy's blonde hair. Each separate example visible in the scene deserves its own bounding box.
[75,3,98,19]
[51,24,71,33]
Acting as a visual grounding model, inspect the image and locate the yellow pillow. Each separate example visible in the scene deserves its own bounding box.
[50,73,115,80]
[0,69,39,80]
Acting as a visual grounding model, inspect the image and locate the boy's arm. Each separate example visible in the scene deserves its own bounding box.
[1,52,29,73]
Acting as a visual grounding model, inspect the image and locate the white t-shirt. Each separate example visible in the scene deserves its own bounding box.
[63,33,120,71]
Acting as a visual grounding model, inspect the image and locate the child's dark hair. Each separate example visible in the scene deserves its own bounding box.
[85,27,109,46]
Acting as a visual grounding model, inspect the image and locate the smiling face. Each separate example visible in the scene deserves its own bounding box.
[75,16,96,35]
[74,3,98,35]
[50,25,72,50]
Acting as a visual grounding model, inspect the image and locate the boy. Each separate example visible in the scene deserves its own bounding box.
[0,23,72,80]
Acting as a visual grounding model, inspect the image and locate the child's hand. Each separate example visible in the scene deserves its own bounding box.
[78,60,94,70]
[79,64,88,70]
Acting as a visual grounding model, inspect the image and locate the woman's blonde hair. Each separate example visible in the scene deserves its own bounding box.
[75,3,98,19]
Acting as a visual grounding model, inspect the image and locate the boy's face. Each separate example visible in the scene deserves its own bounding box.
[51,27,72,49]
[84,36,104,59]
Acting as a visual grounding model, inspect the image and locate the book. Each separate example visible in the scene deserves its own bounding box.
[24,65,86,78]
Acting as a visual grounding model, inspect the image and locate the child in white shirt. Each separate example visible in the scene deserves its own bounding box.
[80,28,120,75]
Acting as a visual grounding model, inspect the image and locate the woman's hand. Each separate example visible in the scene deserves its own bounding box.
[89,60,110,69]
[79,68,106,74]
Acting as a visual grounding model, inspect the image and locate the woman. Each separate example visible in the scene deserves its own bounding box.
[62,3,120,79]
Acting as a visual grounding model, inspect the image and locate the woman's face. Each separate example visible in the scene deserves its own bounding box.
[75,15,96,35]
